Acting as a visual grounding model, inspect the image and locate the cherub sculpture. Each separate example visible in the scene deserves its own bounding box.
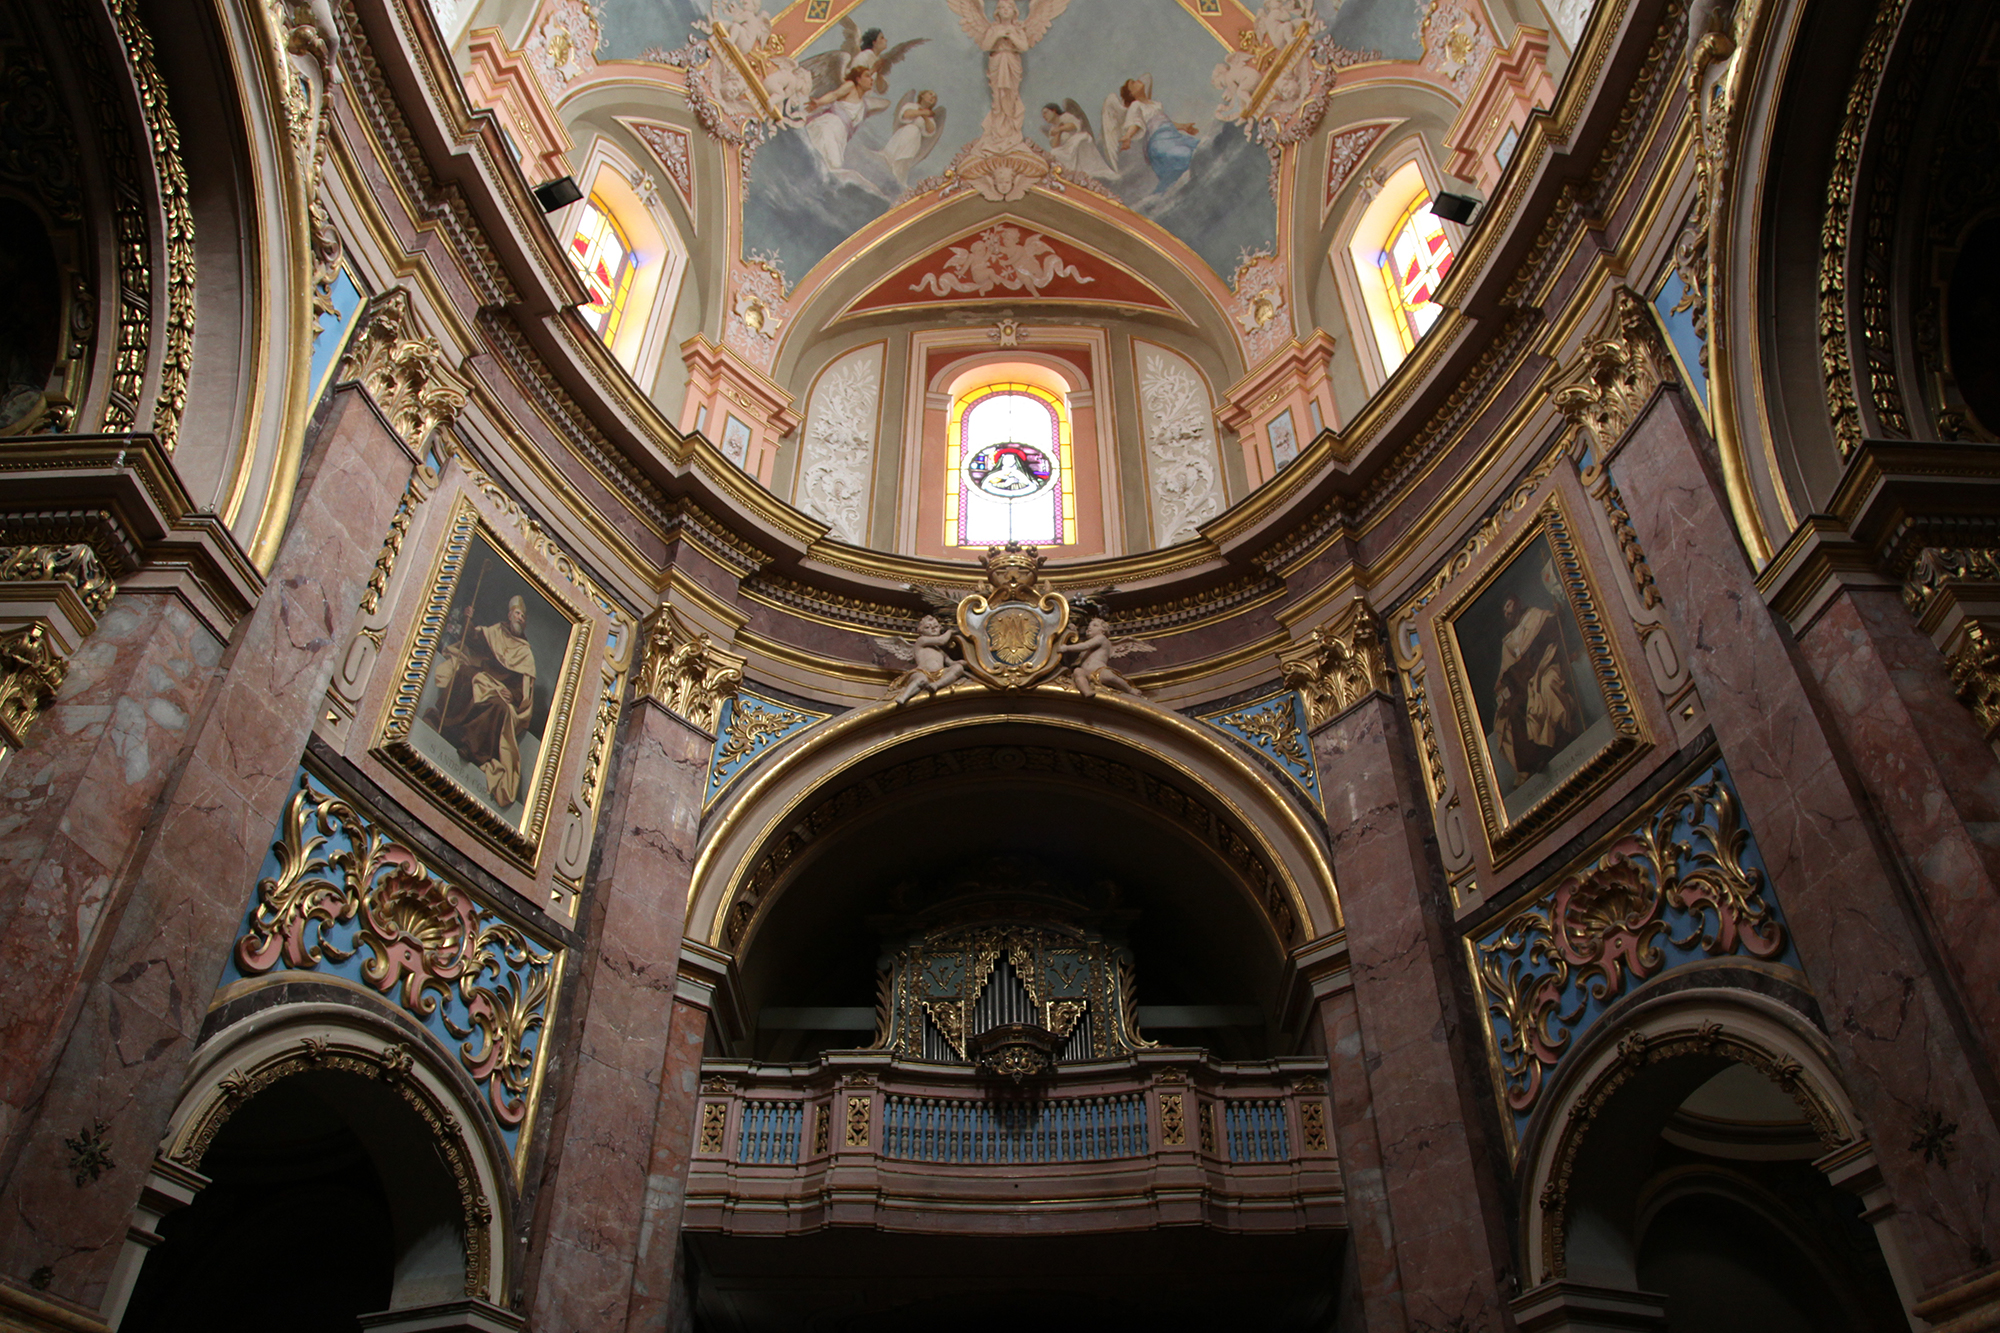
[1059,616,1154,699]
[876,614,970,705]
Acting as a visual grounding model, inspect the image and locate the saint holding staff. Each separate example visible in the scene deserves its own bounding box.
[425,578,540,811]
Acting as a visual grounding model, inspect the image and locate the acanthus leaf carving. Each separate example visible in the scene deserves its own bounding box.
[0,620,68,751]
[797,357,878,544]
[637,603,744,732]
[1550,287,1671,454]
[1279,601,1388,728]
[337,287,470,450]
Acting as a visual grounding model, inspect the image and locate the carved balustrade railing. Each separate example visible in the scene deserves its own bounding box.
[684,1049,1340,1236]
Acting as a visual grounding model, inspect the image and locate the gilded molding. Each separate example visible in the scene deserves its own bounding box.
[637,603,745,733]
[103,0,195,452]
[358,480,420,618]
[337,288,470,450]
[0,544,117,616]
[1819,0,1909,458]
[0,621,67,751]
[173,1035,495,1297]
[1279,601,1389,728]
[1550,288,1671,455]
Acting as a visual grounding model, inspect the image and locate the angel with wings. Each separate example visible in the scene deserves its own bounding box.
[946,0,1072,151]
[802,20,926,101]
[1040,100,1116,179]
[876,614,970,705]
[880,89,946,187]
[1060,617,1154,699]
[1102,76,1201,193]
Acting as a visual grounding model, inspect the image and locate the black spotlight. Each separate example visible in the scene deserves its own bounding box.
[534,176,584,212]
[1429,191,1480,224]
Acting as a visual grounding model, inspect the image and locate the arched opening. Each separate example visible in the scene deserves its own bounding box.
[1339,154,1459,383]
[124,1067,472,1332]
[1524,1004,1910,1329]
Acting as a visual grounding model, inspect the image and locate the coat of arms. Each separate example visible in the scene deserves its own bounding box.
[957,543,1070,690]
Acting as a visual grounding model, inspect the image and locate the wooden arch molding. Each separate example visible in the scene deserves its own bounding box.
[685,690,1344,957]
[1517,986,1860,1287]
[160,1004,512,1305]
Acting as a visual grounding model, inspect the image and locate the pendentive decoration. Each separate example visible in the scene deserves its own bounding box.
[1195,689,1322,814]
[1469,756,1800,1148]
[877,542,1151,703]
[705,688,830,806]
[636,602,746,733]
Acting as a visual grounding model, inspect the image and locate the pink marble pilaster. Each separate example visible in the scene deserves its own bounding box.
[0,593,223,1163]
[1797,586,2000,1074]
[0,387,417,1311]
[1611,389,2000,1287]
[624,992,710,1333]
[1312,694,1514,1329]
[1315,985,1409,1333]
[525,697,707,1332]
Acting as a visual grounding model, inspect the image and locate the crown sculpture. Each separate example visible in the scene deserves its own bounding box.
[875,542,1153,704]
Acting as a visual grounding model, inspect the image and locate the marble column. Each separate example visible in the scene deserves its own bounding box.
[1795,583,2000,1076]
[0,591,223,1168]
[0,385,418,1317]
[527,695,708,1331]
[1309,692,1514,1330]
[1609,388,2000,1297]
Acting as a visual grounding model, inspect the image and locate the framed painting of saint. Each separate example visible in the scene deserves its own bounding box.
[375,500,587,866]
[1438,500,1644,861]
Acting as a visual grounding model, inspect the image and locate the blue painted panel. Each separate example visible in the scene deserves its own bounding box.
[309,268,366,405]
[705,689,828,806]
[1652,269,1709,408]
[1196,689,1322,814]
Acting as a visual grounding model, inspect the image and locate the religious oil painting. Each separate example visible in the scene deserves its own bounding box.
[1441,506,1642,850]
[378,506,586,862]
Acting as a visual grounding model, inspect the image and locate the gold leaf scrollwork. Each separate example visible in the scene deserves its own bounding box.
[1946,620,2000,740]
[698,1102,727,1154]
[637,603,745,733]
[709,696,806,788]
[1219,699,1315,791]
[235,777,561,1131]
[1472,764,1789,1116]
[1160,1092,1186,1146]
[845,1095,871,1148]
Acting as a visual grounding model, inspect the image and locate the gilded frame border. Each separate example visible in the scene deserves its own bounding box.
[371,496,588,870]
[1436,494,1647,867]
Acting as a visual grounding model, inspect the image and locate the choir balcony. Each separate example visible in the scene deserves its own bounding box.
[683,1048,1342,1236]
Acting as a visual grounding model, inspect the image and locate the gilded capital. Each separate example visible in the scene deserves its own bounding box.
[637,603,745,732]
[1279,601,1389,728]
[0,543,117,616]
[1946,619,2000,740]
[0,620,67,751]
[338,287,470,450]
[1551,288,1671,453]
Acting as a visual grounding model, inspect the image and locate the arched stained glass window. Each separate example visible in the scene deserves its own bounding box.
[568,195,637,346]
[944,384,1075,548]
[1377,194,1455,354]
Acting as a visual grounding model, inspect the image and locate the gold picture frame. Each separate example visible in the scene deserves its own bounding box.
[373,498,588,869]
[1436,496,1646,866]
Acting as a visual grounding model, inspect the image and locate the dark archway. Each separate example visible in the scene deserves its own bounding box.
[125,1068,469,1333]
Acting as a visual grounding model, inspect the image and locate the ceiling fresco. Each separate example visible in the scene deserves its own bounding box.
[593,0,1440,287]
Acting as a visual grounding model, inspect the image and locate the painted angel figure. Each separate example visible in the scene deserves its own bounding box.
[802,19,927,102]
[1103,76,1201,193]
[880,89,946,187]
[804,65,888,174]
[1040,100,1116,179]
[1059,617,1154,699]
[876,614,970,705]
[946,0,1073,152]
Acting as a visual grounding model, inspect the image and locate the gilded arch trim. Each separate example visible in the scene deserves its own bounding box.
[686,692,1343,952]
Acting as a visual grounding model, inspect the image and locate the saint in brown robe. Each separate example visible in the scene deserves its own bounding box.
[428,595,539,809]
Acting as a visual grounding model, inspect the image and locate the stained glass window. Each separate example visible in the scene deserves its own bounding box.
[944,384,1075,548]
[568,195,636,346]
[1377,193,1455,354]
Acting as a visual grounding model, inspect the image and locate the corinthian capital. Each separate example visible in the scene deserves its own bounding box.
[338,287,469,450]
[637,603,745,733]
[1551,287,1673,453]
[1279,600,1389,728]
